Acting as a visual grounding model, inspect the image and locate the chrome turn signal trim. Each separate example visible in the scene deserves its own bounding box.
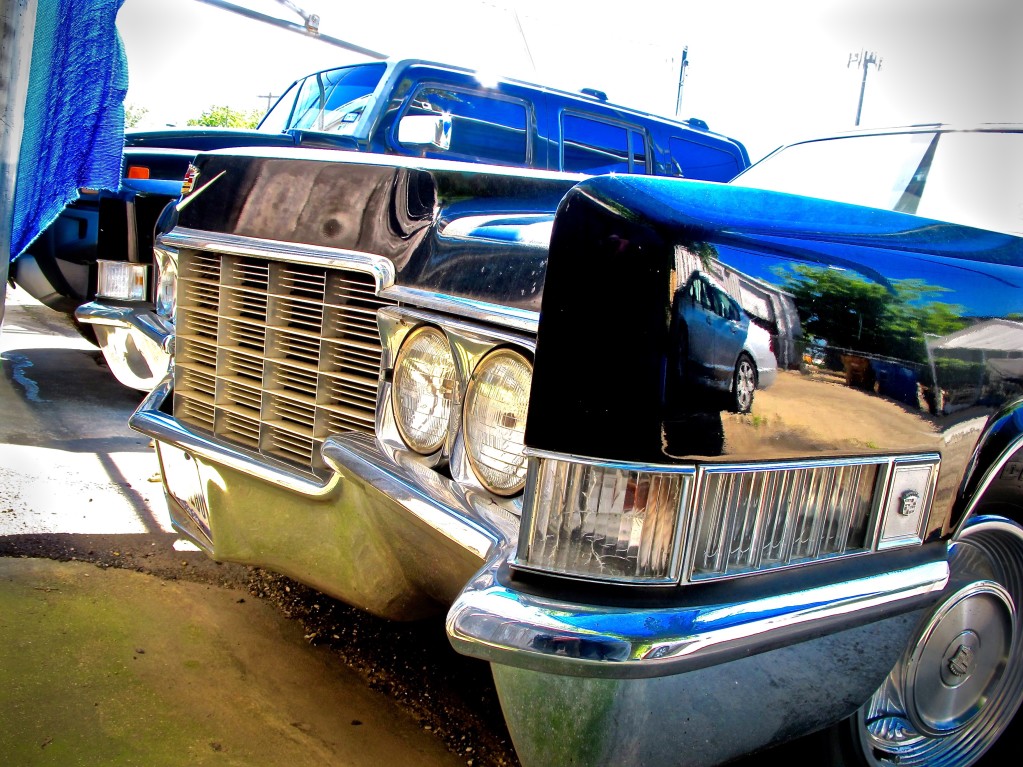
[515,450,940,585]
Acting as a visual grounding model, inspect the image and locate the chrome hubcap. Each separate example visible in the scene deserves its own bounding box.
[735,359,755,410]
[857,518,1023,767]
[903,582,1012,736]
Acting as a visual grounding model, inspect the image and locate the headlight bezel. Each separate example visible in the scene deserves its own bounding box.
[377,306,536,499]
[153,245,178,319]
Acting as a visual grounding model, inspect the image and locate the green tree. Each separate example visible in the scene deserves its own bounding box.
[124,103,148,128]
[186,105,262,128]
[775,264,967,363]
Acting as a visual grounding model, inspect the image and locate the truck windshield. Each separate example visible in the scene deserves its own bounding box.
[259,63,387,135]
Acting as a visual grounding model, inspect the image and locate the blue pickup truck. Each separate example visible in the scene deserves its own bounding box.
[10,58,748,390]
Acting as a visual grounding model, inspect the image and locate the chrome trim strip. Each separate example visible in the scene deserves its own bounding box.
[74,302,175,352]
[698,453,940,474]
[522,447,699,474]
[321,434,507,562]
[446,558,949,679]
[380,285,540,334]
[129,376,340,497]
[159,227,396,294]
[523,448,941,475]
[381,305,538,352]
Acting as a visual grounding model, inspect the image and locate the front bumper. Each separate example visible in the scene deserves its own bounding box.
[75,301,173,391]
[130,379,951,765]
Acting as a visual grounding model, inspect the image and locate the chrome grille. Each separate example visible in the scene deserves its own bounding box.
[173,249,392,473]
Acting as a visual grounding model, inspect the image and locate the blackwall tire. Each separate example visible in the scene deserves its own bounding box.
[826,516,1023,767]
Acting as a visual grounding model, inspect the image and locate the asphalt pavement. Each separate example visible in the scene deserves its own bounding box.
[0,287,467,767]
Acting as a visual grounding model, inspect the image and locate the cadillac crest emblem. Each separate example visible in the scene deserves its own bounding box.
[898,490,921,517]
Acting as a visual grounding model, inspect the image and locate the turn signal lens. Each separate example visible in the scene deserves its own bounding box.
[463,348,532,495]
[392,326,457,454]
[96,260,148,301]
[518,457,691,583]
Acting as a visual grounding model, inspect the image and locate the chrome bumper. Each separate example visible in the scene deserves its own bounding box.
[75,301,173,391]
[447,556,947,679]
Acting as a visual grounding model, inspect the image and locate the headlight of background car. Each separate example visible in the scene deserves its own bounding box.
[392,326,458,454]
[463,348,532,496]
[153,246,178,319]
[96,259,148,301]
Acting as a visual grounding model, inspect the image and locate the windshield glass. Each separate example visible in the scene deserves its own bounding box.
[259,63,387,135]
[731,130,1023,235]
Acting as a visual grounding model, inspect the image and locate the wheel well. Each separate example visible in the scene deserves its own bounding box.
[953,398,1023,533]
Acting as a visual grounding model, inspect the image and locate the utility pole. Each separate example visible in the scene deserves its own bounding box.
[674,46,689,117]
[259,92,277,111]
[847,49,882,126]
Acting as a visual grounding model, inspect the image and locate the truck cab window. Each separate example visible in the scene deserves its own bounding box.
[399,86,529,166]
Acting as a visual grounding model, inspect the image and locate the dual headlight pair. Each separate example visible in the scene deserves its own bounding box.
[388,322,532,496]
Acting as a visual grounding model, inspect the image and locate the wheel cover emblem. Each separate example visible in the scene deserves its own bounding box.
[947,643,976,678]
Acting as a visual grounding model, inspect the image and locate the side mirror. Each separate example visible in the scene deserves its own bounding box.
[397,113,452,150]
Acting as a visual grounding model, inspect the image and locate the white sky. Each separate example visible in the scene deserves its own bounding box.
[116,0,1023,163]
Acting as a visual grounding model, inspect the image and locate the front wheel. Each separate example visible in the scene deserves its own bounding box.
[731,353,757,413]
[827,516,1023,766]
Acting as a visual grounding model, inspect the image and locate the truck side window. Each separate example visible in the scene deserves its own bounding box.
[631,130,649,173]
[562,114,630,174]
[670,136,742,182]
[400,86,529,165]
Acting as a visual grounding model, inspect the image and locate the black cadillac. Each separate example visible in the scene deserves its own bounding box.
[126,124,1023,766]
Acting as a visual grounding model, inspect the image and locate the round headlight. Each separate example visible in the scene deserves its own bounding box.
[463,348,532,496]
[392,326,457,454]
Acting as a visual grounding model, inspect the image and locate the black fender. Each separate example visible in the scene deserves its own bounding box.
[526,173,1023,541]
[954,398,1023,530]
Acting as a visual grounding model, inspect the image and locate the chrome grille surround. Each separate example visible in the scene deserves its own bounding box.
[164,229,396,475]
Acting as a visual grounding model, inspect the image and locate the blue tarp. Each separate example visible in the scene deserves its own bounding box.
[11,0,128,259]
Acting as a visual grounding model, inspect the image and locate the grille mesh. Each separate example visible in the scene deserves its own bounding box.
[173,248,391,473]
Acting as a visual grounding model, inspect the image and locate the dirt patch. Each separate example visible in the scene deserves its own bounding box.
[0,557,466,767]
[0,535,519,767]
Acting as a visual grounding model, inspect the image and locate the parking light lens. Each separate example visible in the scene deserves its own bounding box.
[463,348,531,496]
[518,458,690,582]
[96,260,148,301]
[392,326,457,454]
[690,462,880,579]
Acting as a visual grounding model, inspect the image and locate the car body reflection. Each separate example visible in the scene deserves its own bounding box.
[671,270,778,413]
